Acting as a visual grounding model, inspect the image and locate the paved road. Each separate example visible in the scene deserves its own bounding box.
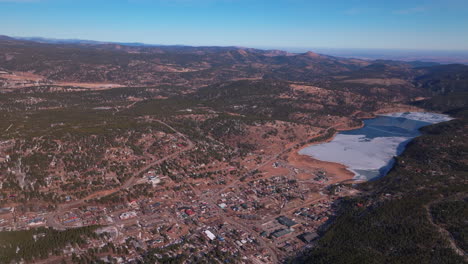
[201,126,346,262]
[45,120,194,230]
[205,188,280,263]
[44,119,343,263]
[212,125,339,199]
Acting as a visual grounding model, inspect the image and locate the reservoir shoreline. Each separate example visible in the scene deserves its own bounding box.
[296,111,452,182]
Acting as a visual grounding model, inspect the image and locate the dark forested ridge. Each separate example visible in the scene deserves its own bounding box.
[415,64,468,95]
[292,92,468,263]
[0,226,99,263]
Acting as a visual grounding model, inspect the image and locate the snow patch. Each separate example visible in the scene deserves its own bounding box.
[299,112,452,180]
[380,112,453,124]
[299,134,409,172]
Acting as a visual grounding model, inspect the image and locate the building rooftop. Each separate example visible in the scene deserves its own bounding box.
[299,232,318,243]
[271,228,292,238]
[276,216,298,227]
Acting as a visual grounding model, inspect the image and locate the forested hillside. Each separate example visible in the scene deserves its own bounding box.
[293,75,468,264]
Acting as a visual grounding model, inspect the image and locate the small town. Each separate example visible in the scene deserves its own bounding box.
[0,118,357,263]
[1,3,467,263]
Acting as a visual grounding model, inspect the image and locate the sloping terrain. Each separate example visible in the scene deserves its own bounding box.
[0,36,369,87]
[0,37,467,263]
[292,114,468,264]
[292,74,468,264]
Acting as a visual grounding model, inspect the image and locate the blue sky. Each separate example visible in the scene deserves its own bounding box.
[1,0,467,50]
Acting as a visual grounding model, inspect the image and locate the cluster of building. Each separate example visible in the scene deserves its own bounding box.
[0,115,356,264]
[293,200,333,222]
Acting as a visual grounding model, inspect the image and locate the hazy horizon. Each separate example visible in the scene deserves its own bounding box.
[1,0,468,51]
[8,34,468,53]
[6,34,468,64]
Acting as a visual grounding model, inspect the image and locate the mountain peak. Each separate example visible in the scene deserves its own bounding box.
[304,51,321,58]
[0,35,15,41]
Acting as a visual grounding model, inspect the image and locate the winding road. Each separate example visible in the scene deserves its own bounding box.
[45,120,194,230]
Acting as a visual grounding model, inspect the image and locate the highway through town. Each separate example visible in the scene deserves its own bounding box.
[45,120,195,230]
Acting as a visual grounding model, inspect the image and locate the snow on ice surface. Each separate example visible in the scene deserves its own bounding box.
[381,112,453,124]
[299,112,452,180]
[299,134,408,171]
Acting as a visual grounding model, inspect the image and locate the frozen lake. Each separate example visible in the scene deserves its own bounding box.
[299,112,453,181]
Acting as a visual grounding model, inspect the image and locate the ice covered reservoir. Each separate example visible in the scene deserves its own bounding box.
[299,112,453,181]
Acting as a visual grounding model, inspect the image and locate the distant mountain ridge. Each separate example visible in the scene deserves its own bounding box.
[0,35,373,87]
[1,34,465,105]
[14,36,167,47]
